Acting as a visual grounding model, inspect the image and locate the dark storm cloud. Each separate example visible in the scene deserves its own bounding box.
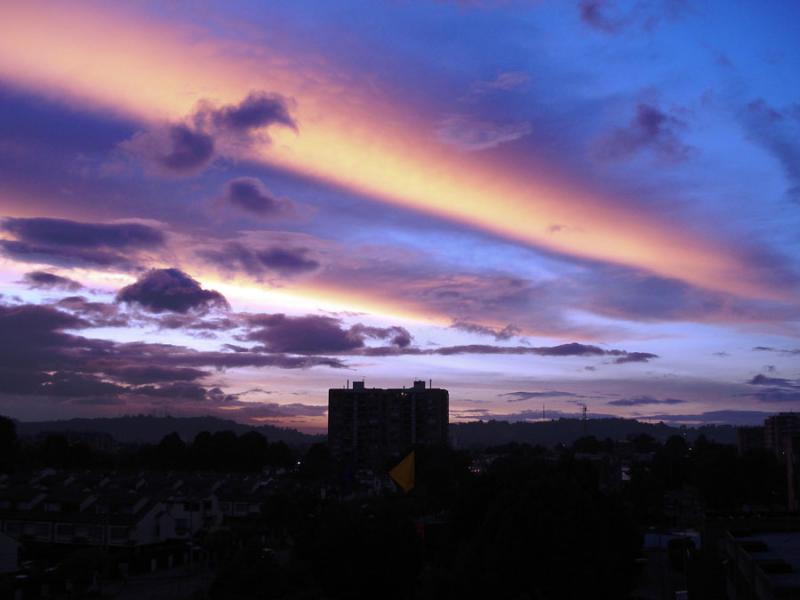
[39,372,126,397]
[0,240,141,270]
[199,242,320,278]
[747,374,799,387]
[753,346,800,355]
[103,366,210,385]
[121,123,214,174]
[358,341,658,362]
[222,177,294,217]
[244,314,367,354]
[201,91,296,132]
[22,271,83,291]
[350,324,413,348]
[610,351,659,364]
[241,314,413,355]
[532,342,607,356]
[500,390,579,402]
[742,99,800,203]
[0,369,122,398]
[607,396,687,406]
[2,217,164,249]
[116,268,230,314]
[745,372,800,403]
[597,103,691,162]
[122,91,296,176]
[0,303,91,368]
[55,296,130,327]
[131,382,209,401]
[0,303,114,397]
[0,299,346,406]
[0,217,164,270]
[451,320,520,340]
[157,124,215,172]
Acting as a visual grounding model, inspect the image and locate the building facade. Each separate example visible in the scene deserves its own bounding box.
[328,380,449,469]
[764,413,800,455]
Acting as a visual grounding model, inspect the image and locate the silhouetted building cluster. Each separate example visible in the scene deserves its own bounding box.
[737,413,800,456]
[328,380,448,469]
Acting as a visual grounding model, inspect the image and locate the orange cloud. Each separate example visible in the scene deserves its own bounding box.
[0,2,781,301]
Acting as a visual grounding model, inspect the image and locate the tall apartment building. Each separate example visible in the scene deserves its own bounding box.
[328,380,449,469]
[764,413,800,455]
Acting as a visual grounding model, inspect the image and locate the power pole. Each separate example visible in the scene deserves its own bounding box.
[577,403,588,434]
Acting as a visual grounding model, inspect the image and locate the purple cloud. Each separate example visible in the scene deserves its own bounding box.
[2,217,164,249]
[501,391,579,402]
[116,268,229,314]
[608,396,686,406]
[22,271,83,291]
[597,103,691,162]
[244,314,365,354]
[222,177,294,217]
[0,217,164,270]
[122,90,296,175]
[747,373,799,387]
[199,242,320,278]
[202,91,296,132]
[451,320,520,340]
[103,365,210,385]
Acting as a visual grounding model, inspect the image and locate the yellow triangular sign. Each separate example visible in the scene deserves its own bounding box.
[389,450,415,493]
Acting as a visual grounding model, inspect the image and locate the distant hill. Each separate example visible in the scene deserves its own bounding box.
[11,415,737,450]
[14,415,322,446]
[450,418,737,449]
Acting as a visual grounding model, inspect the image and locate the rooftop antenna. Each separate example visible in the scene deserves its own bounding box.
[429,379,432,389]
[577,402,588,433]
[346,379,349,389]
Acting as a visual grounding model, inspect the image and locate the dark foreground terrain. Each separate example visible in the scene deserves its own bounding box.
[1,415,797,599]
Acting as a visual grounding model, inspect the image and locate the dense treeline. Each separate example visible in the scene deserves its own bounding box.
[0,416,297,471]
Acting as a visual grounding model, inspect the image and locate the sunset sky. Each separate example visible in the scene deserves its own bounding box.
[0,0,798,432]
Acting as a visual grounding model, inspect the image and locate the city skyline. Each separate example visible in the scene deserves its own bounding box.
[1,1,799,432]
